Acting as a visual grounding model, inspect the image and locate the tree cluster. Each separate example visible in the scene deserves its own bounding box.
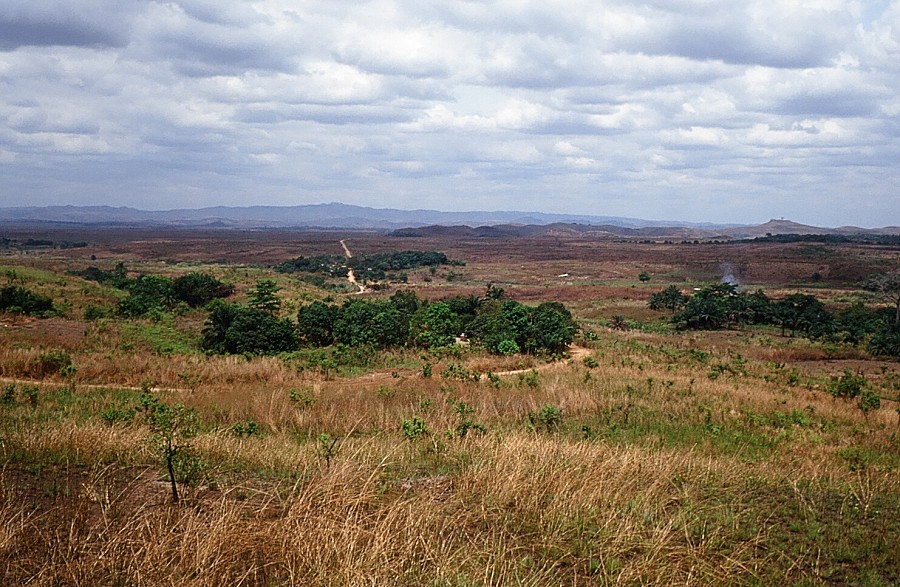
[75,265,233,317]
[201,286,577,356]
[276,250,461,284]
[651,277,900,358]
[294,289,575,354]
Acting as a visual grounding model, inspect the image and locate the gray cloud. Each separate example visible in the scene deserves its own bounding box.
[0,0,898,227]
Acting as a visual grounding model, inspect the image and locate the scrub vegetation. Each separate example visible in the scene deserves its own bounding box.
[0,227,898,586]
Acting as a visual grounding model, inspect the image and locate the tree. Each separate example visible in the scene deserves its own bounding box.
[140,391,199,504]
[673,285,737,330]
[524,301,577,354]
[332,299,380,347]
[248,279,281,315]
[172,272,233,308]
[772,294,831,337]
[468,299,521,353]
[201,301,297,355]
[648,285,689,312]
[411,301,459,349]
[833,302,881,346]
[297,301,339,346]
[118,275,175,317]
[866,270,900,326]
[638,272,651,282]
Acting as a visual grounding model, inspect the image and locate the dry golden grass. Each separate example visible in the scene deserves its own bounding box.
[1,240,899,586]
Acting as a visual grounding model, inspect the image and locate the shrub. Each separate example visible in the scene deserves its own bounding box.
[30,351,75,378]
[83,305,109,321]
[140,390,200,503]
[0,285,54,317]
[401,416,430,440]
[22,385,38,408]
[288,387,316,407]
[1,384,15,405]
[172,272,233,307]
[315,433,340,466]
[857,390,881,417]
[528,404,562,433]
[826,370,867,400]
[118,275,175,317]
[497,339,520,356]
[100,405,136,425]
[869,323,900,358]
[230,419,261,438]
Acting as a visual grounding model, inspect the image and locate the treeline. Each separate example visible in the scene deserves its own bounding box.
[73,264,233,317]
[276,250,462,283]
[275,256,348,278]
[752,234,900,246]
[201,285,577,357]
[0,238,88,249]
[649,283,900,357]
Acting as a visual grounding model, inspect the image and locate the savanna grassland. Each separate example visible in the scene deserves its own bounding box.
[1,226,898,586]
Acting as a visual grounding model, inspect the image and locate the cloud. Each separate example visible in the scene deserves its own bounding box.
[0,1,141,49]
[0,0,898,227]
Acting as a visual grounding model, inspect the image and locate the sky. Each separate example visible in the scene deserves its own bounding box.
[1,1,899,227]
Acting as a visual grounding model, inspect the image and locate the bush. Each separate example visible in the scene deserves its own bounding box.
[826,370,867,400]
[528,404,562,433]
[172,272,233,308]
[30,351,75,377]
[0,285,54,317]
[1,384,15,405]
[118,275,175,317]
[497,339,520,356]
[83,305,109,321]
[869,323,900,358]
[401,416,430,440]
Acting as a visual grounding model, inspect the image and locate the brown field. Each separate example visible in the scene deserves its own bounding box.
[1,226,898,586]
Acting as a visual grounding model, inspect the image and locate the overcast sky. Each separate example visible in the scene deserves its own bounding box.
[1,1,899,227]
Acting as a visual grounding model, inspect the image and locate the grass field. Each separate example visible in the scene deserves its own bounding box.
[1,228,898,586]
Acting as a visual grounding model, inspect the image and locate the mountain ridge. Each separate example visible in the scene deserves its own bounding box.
[0,204,897,236]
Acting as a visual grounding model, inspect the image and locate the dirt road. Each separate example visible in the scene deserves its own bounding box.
[339,239,366,294]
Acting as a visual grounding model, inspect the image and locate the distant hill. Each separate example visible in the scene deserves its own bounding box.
[0,204,897,237]
[0,203,733,231]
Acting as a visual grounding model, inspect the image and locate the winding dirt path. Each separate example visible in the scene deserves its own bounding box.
[339,239,367,294]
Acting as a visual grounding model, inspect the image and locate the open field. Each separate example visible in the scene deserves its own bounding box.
[1,226,898,586]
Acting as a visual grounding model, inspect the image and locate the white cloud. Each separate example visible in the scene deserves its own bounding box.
[0,0,897,226]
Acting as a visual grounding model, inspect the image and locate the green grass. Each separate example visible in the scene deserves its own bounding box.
[119,317,201,355]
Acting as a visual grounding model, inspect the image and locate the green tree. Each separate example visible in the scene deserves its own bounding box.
[140,391,199,504]
[248,279,281,315]
[332,299,380,347]
[172,272,233,308]
[411,301,460,349]
[772,294,831,337]
[118,275,175,317]
[201,302,297,355]
[648,285,689,312]
[469,299,524,353]
[673,285,737,330]
[833,302,880,346]
[297,301,339,346]
[524,301,576,354]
